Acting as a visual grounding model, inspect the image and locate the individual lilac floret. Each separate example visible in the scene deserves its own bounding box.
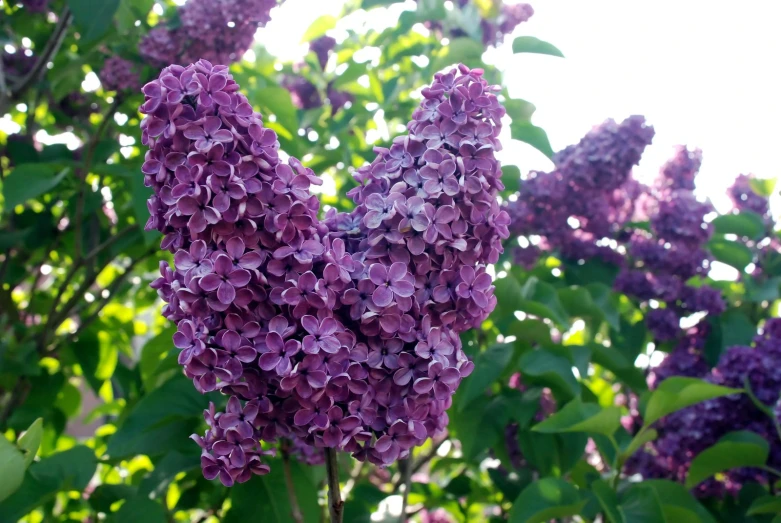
[141,61,506,482]
[100,56,141,92]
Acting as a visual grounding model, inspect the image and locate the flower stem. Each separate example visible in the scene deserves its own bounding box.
[280,441,304,523]
[399,457,412,523]
[325,448,344,523]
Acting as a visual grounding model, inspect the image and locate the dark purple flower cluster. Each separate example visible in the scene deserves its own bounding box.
[19,0,49,12]
[508,116,654,247]
[506,119,723,345]
[728,174,769,217]
[2,48,35,80]
[282,75,322,110]
[310,36,336,71]
[481,3,535,48]
[139,0,281,67]
[99,56,141,93]
[141,60,508,485]
[630,319,781,496]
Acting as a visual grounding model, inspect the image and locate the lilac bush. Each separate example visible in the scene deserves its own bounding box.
[140,60,508,486]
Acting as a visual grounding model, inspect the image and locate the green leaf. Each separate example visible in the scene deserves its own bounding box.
[509,477,584,523]
[643,377,741,427]
[0,437,25,502]
[511,121,554,159]
[255,87,299,138]
[2,164,68,209]
[115,498,167,523]
[106,375,208,459]
[643,480,717,523]
[749,176,777,197]
[368,71,384,104]
[586,283,621,331]
[747,495,781,516]
[73,329,118,395]
[505,98,537,123]
[29,445,97,492]
[708,238,754,270]
[17,418,44,467]
[501,165,522,196]
[512,36,565,57]
[519,349,579,399]
[618,484,667,523]
[459,344,513,410]
[224,459,320,523]
[88,484,137,513]
[432,38,484,72]
[361,0,400,8]
[711,212,765,239]
[493,274,524,321]
[301,15,337,42]
[623,428,658,460]
[519,277,570,328]
[137,451,199,498]
[67,0,121,43]
[591,480,621,523]
[685,431,770,489]
[719,309,756,350]
[533,398,621,437]
[138,326,177,391]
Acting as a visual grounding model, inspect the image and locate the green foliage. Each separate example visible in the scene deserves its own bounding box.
[686,431,771,489]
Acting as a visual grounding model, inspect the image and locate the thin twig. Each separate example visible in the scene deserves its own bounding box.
[325,448,344,523]
[393,436,448,491]
[10,8,73,99]
[280,441,305,523]
[53,250,152,350]
[74,97,122,259]
[341,459,365,499]
[0,379,29,431]
[398,458,412,523]
[40,224,137,345]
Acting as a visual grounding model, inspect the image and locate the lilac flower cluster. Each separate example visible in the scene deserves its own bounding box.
[507,118,723,344]
[2,48,35,80]
[282,38,353,115]
[139,0,281,68]
[418,1,534,49]
[141,60,507,485]
[507,116,654,257]
[99,56,141,93]
[629,319,781,496]
[728,174,770,217]
[20,0,49,12]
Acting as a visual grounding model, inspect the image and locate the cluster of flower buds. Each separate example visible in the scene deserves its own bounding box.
[140,59,508,485]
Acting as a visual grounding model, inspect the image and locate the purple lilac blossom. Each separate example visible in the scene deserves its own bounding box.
[630,319,781,496]
[507,120,723,345]
[728,174,770,217]
[19,0,49,12]
[139,0,281,67]
[141,60,507,484]
[100,56,141,92]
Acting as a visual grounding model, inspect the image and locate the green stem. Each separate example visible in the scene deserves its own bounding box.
[325,448,344,523]
[399,457,412,523]
[280,441,305,523]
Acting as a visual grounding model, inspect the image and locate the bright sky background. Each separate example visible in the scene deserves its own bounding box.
[263,0,781,212]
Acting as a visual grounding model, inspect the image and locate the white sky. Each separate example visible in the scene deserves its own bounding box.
[263,0,781,212]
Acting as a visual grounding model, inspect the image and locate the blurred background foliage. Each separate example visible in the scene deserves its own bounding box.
[1,0,780,522]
